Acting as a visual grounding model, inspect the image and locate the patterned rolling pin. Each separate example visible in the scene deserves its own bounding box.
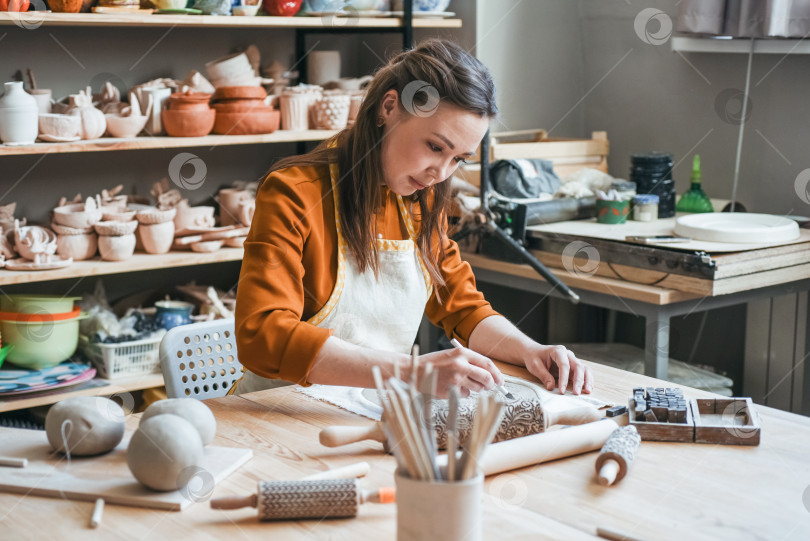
[594,425,641,486]
[210,479,395,520]
[319,399,601,450]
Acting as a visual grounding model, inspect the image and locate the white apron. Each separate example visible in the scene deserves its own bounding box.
[233,162,432,395]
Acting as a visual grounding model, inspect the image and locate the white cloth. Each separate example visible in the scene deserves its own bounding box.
[234,161,431,395]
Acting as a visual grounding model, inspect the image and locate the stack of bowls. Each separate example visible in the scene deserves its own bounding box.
[0,295,84,369]
[212,86,280,135]
[162,92,216,137]
[204,53,261,88]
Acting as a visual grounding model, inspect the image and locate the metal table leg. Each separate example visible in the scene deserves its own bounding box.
[644,310,670,380]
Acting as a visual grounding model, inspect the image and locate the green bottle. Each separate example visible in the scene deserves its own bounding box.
[676,155,714,213]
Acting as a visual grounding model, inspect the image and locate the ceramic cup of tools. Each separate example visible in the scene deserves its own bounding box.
[394,467,483,541]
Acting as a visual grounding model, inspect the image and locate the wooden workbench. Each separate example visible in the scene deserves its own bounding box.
[0,362,808,541]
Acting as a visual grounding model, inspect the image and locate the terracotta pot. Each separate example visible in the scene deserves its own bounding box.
[280,93,310,131]
[218,188,252,227]
[174,205,215,233]
[56,233,97,261]
[162,109,216,137]
[213,109,280,135]
[261,0,301,16]
[213,86,267,101]
[140,221,175,255]
[47,0,83,12]
[168,100,212,112]
[312,93,350,130]
[98,234,136,261]
[167,91,212,107]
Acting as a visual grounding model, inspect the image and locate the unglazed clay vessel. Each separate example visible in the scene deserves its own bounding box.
[139,222,174,254]
[56,232,97,260]
[53,197,103,229]
[98,234,136,261]
[38,113,82,141]
[218,188,252,227]
[66,90,106,140]
[141,398,217,445]
[127,414,204,492]
[0,81,38,145]
[45,396,126,456]
[174,205,215,233]
[14,221,57,261]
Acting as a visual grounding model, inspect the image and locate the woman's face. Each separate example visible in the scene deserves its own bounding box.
[378,92,489,196]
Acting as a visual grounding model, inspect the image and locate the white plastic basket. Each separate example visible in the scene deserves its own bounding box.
[80,334,163,379]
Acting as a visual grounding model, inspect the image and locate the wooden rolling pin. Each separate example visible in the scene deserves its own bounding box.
[594,425,641,486]
[435,419,619,476]
[319,400,601,450]
[210,479,395,520]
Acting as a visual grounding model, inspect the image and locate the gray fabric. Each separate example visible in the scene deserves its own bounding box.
[489,159,561,200]
[677,0,810,37]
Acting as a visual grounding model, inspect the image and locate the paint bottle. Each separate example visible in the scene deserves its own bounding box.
[676,155,714,213]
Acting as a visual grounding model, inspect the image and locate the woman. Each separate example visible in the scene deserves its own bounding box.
[234,38,593,397]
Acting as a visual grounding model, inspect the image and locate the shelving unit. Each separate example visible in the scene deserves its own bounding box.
[0,373,164,413]
[0,6,462,413]
[0,130,337,156]
[0,248,244,285]
[671,35,810,54]
[0,11,462,29]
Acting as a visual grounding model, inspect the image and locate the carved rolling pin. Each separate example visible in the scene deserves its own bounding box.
[210,479,395,520]
[319,399,601,450]
[594,425,641,486]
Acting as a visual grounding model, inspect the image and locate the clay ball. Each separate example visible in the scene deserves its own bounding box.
[141,398,217,445]
[127,414,204,492]
[45,396,126,456]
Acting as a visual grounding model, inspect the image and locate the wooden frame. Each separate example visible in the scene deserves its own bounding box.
[627,397,695,443]
[692,397,761,445]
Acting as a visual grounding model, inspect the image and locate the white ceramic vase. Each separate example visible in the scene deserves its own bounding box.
[312,93,350,130]
[280,93,310,131]
[0,81,38,145]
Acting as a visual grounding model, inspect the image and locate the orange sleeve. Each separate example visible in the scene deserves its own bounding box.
[234,167,333,386]
[424,226,500,346]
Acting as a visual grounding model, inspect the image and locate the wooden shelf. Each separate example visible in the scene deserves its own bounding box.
[0,372,164,413]
[0,130,338,157]
[0,248,244,286]
[671,35,810,54]
[0,11,461,29]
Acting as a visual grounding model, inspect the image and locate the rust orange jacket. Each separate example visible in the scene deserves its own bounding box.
[235,165,498,385]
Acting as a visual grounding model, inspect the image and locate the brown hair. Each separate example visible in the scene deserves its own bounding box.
[269,38,497,299]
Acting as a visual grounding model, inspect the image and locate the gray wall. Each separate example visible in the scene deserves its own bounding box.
[580,0,810,213]
[475,0,584,135]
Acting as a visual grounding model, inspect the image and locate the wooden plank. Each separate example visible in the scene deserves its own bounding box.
[744,298,771,403]
[0,373,164,413]
[0,12,462,29]
[0,247,243,286]
[793,292,808,413]
[462,251,702,305]
[0,429,252,510]
[0,130,338,157]
[767,294,797,411]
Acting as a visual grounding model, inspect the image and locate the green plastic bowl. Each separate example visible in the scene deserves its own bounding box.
[0,312,86,369]
[0,295,81,315]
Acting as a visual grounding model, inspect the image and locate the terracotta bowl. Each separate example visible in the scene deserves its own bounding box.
[105,114,148,138]
[102,208,137,222]
[213,109,280,136]
[136,207,177,225]
[39,113,82,140]
[94,220,138,237]
[162,109,216,137]
[53,203,103,229]
[213,100,266,113]
[48,0,83,12]
[213,86,267,101]
[50,222,94,236]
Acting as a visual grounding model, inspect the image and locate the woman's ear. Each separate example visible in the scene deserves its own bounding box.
[379,89,400,123]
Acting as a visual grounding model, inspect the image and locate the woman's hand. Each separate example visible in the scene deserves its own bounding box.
[523,343,593,395]
[415,347,505,398]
